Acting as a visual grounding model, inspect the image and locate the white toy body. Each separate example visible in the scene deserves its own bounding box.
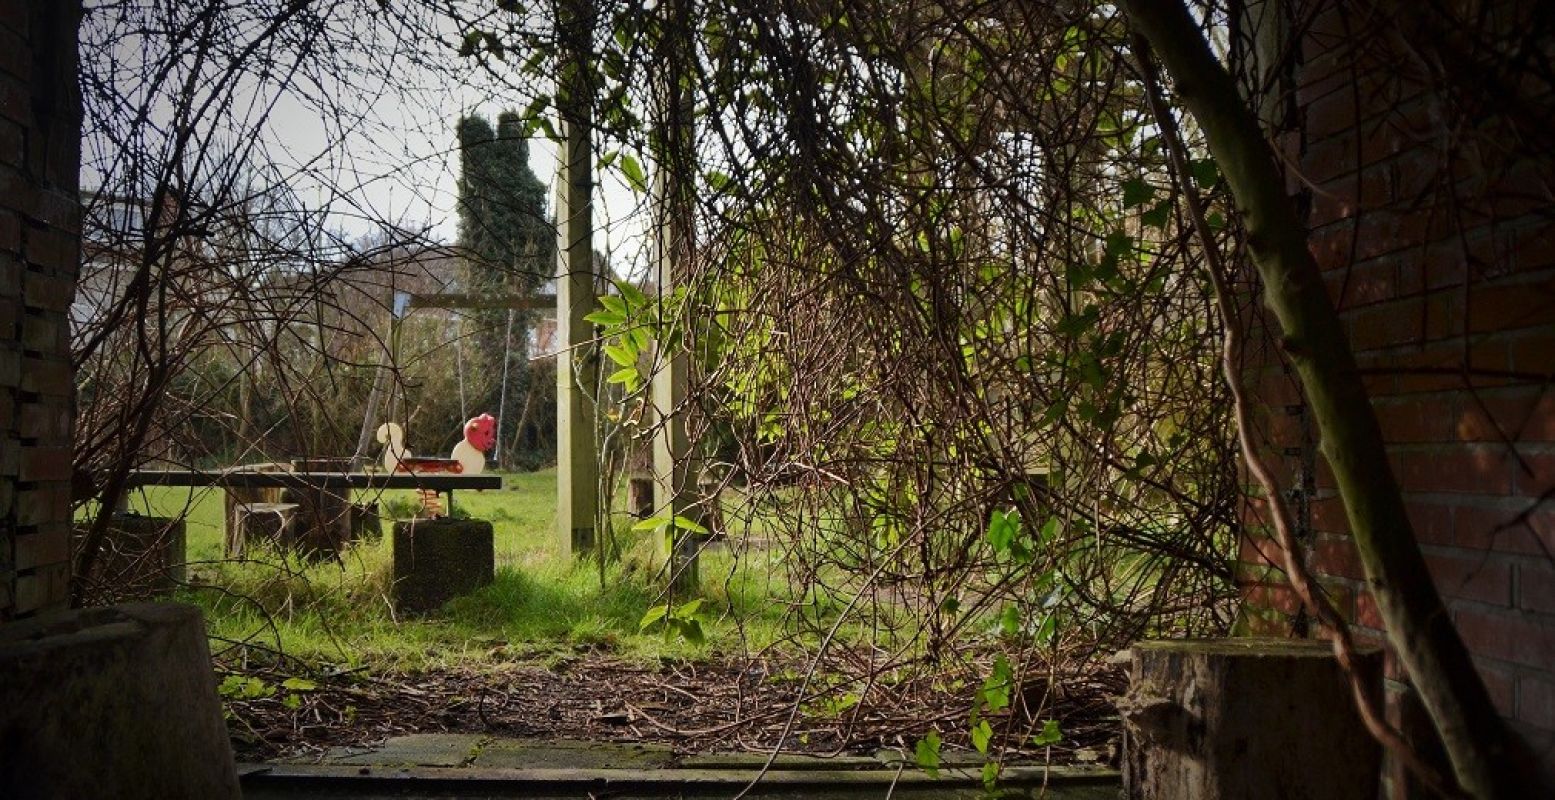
[376,422,411,472]
[450,440,485,475]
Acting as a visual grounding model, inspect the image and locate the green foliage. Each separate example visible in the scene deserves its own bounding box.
[914,731,942,777]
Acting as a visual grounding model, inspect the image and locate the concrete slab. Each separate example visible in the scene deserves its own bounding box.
[474,738,676,769]
[317,733,486,767]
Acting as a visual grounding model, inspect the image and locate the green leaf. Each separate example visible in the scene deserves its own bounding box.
[982,654,1013,712]
[673,618,706,645]
[1032,719,1062,746]
[914,731,942,777]
[675,598,705,618]
[1121,177,1154,208]
[281,677,317,692]
[585,309,626,326]
[986,508,1019,553]
[621,154,647,193]
[1140,199,1172,229]
[606,367,639,387]
[615,279,648,308]
[982,761,1000,789]
[672,515,709,535]
[632,514,670,532]
[970,719,994,754]
[599,294,628,315]
[282,693,302,710]
[999,605,1021,637]
[1190,157,1218,188]
[604,342,637,367]
[1038,517,1062,543]
[638,603,670,631]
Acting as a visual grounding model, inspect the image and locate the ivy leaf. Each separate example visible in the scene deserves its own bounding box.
[1140,199,1173,229]
[999,605,1021,637]
[1190,157,1219,188]
[914,731,942,777]
[281,677,317,692]
[986,508,1019,553]
[1032,719,1062,746]
[1121,177,1154,208]
[981,654,1013,712]
[970,719,994,754]
[621,154,647,193]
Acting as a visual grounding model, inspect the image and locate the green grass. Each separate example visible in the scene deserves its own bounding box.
[123,470,799,671]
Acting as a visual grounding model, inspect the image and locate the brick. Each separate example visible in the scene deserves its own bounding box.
[1453,503,1555,555]
[1423,550,1512,605]
[1392,447,1513,495]
[1472,657,1518,718]
[1516,452,1555,497]
[18,444,69,482]
[14,485,68,527]
[1402,499,1455,546]
[1357,589,1385,630]
[19,309,63,352]
[1510,333,1555,380]
[1372,395,1452,442]
[1520,675,1555,730]
[1466,277,1555,335]
[1313,534,1367,580]
[1455,387,1555,443]
[17,355,67,395]
[1520,563,1555,614]
[12,527,67,571]
[21,269,73,312]
[16,400,67,441]
[1454,606,1555,668]
[12,561,68,614]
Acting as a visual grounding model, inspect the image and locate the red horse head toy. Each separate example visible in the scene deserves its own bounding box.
[464,413,497,453]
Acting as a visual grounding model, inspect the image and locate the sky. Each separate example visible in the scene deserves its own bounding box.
[84,1,650,280]
[262,76,649,273]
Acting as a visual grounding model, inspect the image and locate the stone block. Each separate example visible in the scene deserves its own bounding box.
[392,518,494,614]
[230,502,298,557]
[72,515,186,603]
[0,603,240,799]
[1120,638,1382,799]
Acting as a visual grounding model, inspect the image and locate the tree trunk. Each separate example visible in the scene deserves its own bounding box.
[1119,2,1523,796]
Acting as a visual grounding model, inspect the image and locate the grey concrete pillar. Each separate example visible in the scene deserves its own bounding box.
[0,604,241,798]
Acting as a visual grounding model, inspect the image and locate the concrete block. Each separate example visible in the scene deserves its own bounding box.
[392,518,494,614]
[0,603,240,799]
[73,515,186,603]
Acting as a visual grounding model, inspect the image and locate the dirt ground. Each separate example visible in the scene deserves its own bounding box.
[225,652,1124,768]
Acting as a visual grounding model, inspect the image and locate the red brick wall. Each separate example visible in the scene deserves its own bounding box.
[1236,0,1555,789]
[0,0,81,619]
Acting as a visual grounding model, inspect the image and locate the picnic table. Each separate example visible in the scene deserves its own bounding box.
[125,468,502,556]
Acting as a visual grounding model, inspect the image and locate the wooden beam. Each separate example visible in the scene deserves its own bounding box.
[125,470,502,491]
[554,0,599,556]
[405,293,556,311]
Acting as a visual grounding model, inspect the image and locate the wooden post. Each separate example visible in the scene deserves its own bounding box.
[651,0,698,595]
[554,0,599,555]
[1119,638,1382,799]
